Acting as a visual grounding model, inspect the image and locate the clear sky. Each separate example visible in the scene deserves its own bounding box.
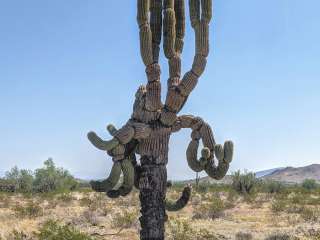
[0,1,319,180]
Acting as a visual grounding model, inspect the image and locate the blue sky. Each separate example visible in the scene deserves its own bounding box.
[0,1,319,180]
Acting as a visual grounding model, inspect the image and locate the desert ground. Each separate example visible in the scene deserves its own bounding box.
[0,186,319,240]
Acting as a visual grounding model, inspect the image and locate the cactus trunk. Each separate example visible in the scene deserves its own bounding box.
[139,160,167,240]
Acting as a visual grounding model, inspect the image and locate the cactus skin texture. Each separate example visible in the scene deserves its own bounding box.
[88,1,233,239]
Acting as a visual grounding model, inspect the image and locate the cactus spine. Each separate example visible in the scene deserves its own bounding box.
[88,1,233,239]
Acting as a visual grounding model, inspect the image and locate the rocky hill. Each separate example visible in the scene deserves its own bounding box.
[261,164,320,184]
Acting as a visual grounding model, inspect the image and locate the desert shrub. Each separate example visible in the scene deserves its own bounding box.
[57,192,73,203]
[232,171,257,195]
[263,181,285,194]
[33,158,78,193]
[193,195,225,219]
[302,179,318,191]
[197,229,219,240]
[289,193,305,205]
[167,218,195,240]
[236,232,253,240]
[3,167,34,193]
[13,201,43,218]
[265,233,292,240]
[82,210,100,226]
[7,230,32,240]
[0,178,15,192]
[37,220,95,240]
[300,207,320,222]
[111,209,138,229]
[271,199,286,213]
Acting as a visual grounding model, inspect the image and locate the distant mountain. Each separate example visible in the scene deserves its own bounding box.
[178,164,320,185]
[261,164,320,184]
[255,167,284,178]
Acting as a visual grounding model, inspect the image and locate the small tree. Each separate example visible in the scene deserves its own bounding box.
[5,167,34,193]
[33,158,78,193]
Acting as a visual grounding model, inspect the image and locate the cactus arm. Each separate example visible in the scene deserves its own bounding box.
[107,158,135,198]
[160,0,212,126]
[205,141,234,180]
[187,140,210,172]
[174,0,186,54]
[137,0,162,112]
[150,0,163,63]
[90,162,122,192]
[87,132,119,151]
[165,186,191,211]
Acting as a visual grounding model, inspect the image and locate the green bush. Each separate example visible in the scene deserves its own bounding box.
[37,220,95,240]
[33,158,78,193]
[232,171,257,195]
[302,179,318,191]
[263,181,284,194]
[4,167,34,193]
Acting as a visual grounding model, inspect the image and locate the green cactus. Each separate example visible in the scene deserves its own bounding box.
[165,186,191,211]
[88,1,234,238]
[87,132,119,151]
[90,162,121,192]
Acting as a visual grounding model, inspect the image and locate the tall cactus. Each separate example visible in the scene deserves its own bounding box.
[88,1,233,239]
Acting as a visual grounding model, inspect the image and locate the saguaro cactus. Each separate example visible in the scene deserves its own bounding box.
[88,0,233,239]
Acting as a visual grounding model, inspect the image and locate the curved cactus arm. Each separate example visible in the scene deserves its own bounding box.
[172,115,216,173]
[107,158,135,198]
[205,141,234,180]
[87,132,119,151]
[187,140,210,172]
[165,185,191,211]
[90,162,121,192]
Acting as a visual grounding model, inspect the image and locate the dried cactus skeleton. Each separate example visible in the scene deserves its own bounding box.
[88,0,233,239]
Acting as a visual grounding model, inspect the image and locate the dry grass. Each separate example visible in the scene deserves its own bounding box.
[0,189,319,240]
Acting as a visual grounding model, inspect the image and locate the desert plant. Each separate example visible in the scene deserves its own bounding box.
[302,179,318,191]
[236,232,253,240]
[193,195,225,219]
[13,201,43,218]
[111,209,138,229]
[33,158,78,193]
[166,218,195,240]
[37,220,95,240]
[271,199,286,213]
[7,230,32,240]
[263,180,284,194]
[232,170,257,194]
[265,233,292,240]
[300,206,320,222]
[5,167,34,193]
[87,0,234,239]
